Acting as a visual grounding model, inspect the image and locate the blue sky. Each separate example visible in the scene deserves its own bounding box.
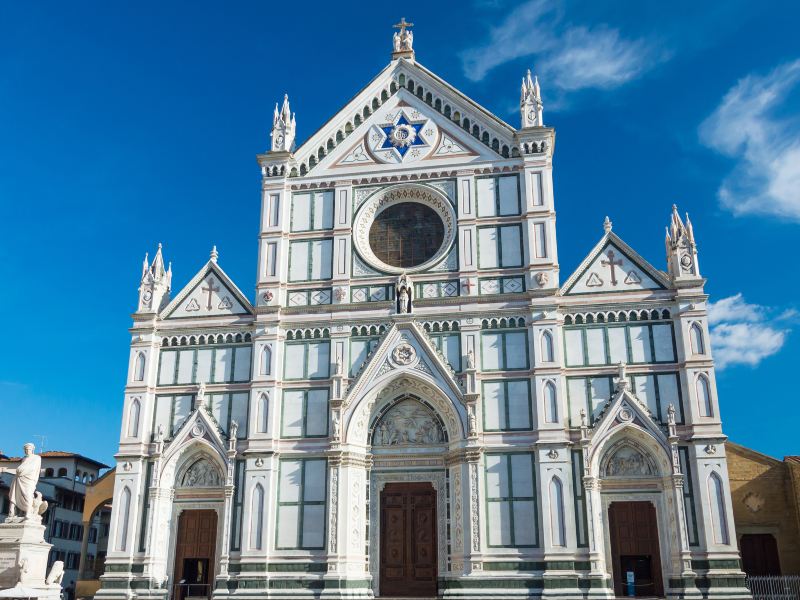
[1,1,798,466]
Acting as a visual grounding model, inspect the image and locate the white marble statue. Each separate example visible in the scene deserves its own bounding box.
[0,443,42,520]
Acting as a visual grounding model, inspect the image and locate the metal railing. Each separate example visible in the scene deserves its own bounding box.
[747,575,800,600]
[171,583,211,600]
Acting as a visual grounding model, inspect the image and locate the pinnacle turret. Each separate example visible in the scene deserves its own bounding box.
[520,69,544,128]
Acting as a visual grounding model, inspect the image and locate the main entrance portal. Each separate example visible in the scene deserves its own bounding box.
[608,501,663,597]
[173,510,217,600]
[379,482,437,597]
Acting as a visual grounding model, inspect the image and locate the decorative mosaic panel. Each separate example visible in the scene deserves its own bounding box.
[479,277,525,295]
[416,280,460,299]
[288,289,333,307]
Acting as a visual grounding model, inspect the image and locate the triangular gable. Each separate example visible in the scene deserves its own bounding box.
[342,320,465,410]
[163,260,253,319]
[587,381,672,468]
[293,58,517,176]
[561,231,669,295]
[161,403,231,473]
[313,92,491,175]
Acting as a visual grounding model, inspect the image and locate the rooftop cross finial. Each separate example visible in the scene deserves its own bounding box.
[210,245,218,263]
[392,17,415,57]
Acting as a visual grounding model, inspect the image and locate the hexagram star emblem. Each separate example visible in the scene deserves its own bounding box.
[380,114,427,157]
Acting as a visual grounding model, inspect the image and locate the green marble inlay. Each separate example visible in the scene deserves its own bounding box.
[692,558,741,570]
[440,578,545,590]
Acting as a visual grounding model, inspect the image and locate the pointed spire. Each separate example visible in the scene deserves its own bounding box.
[270,94,296,152]
[603,216,613,233]
[151,243,165,278]
[141,252,149,279]
[137,243,171,312]
[520,69,544,128]
[210,245,218,263]
[665,204,701,281]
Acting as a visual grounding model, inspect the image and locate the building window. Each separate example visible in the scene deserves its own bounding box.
[485,453,538,547]
[157,345,252,386]
[549,477,566,546]
[57,468,67,478]
[563,323,676,367]
[88,527,98,544]
[288,239,333,281]
[428,332,461,372]
[276,459,327,549]
[284,341,330,380]
[690,322,705,355]
[133,352,146,381]
[350,337,380,376]
[481,330,529,370]
[477,225,523,269]
[116,487,131,552]
[229,460,245,551]
[476,174,520,217]
[369,203,445,269]
[543,381,558,423]
[267,193,280,228]
[249,484,265,551]
[281,389,329,438]
[540,331,555,362]
[482,379,532,431]
[256,393,269,434]
[534,222,548,258]
[696,373,713,417]
[707,472,730,545]
[127,399,141,438]
[259,345,272,376]
[291,190,333,232]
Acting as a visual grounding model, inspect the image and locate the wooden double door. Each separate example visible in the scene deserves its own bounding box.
[380,482,437,598]
[608,501,664,597]
[173,510,217,600]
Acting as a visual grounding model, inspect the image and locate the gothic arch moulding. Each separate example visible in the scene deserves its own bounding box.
[344,373,466,446]
[158,437,229,490]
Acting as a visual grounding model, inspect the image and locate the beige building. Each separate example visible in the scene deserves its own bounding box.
[726,443,800,576]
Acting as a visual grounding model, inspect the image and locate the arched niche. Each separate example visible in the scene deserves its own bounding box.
[158,437,228,491]
[344,374,466,446]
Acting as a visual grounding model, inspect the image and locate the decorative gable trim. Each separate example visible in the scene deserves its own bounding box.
[291,59,519,177]
[560,231,670,295]
[161,403,230,470]
[162,260,254,319]
[587,381,671,468]
[342,319,465,410]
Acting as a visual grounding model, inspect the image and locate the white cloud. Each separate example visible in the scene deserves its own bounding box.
[699,60,800,221]
[460,0,662,95]
[707,293,764,324]
[707,294,790,369]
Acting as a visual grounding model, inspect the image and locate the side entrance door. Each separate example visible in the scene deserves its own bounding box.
[380,482,437,597]
[173,509,218,600]
[608,501,664,597]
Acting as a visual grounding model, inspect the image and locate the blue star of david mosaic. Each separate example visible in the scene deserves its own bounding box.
[380,115,426,157]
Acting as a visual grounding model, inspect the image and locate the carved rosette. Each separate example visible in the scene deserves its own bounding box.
[352,184,456,274]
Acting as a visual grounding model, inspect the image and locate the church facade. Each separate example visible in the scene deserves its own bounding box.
[97,23,750,600]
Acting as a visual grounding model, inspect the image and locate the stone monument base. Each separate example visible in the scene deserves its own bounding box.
[0,519,61,600]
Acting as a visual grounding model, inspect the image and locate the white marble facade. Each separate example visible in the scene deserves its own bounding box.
[96,23,750,600]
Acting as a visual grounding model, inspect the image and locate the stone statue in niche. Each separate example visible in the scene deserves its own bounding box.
[373,399,444,446]
[0,443,42,521]
[604,446,654,477]
[181,458,223,487]
[396,273,413,313]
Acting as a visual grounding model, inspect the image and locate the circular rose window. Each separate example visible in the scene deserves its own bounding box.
[353,184,456,274]
[369,203,444,269]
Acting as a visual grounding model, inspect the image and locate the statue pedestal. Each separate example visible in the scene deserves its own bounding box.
[0,519,61,600]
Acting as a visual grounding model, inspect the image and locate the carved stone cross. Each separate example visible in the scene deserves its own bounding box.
[601,250,623,286]
[393,17,413,34]
[201,278,220,310]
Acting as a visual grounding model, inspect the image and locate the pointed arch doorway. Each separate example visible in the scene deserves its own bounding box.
[379,482,437,597]
[173,510,217,600]
[608,501,663,597]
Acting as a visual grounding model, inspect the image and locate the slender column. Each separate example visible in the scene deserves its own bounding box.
[466,449,482,573]
[218,444,237,578]
[77,520,91,578]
